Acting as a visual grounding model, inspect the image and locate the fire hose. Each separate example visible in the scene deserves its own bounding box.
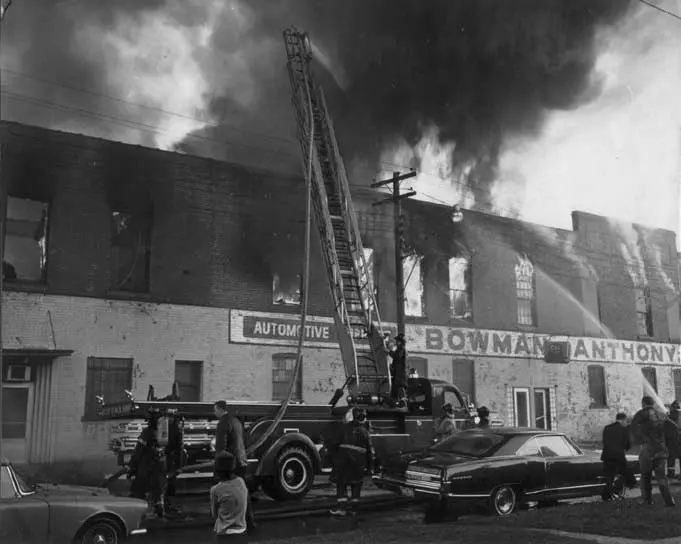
[178,47,316,474]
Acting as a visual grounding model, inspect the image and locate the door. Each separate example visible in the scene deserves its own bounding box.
[534,389,550,430]
[0,466,49,543]
[513,388,531,428]
[452,359,475,403]
[536,435,595,497]
[1,385,34,463]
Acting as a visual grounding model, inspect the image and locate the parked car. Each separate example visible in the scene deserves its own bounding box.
[373,427,640,520]
[0,458,148,544]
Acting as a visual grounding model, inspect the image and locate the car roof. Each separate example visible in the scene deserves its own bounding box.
[462,427,564,437]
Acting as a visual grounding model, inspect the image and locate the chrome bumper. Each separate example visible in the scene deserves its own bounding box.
[372,474,442,497]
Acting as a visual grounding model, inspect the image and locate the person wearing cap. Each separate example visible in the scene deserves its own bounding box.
[210,451,248,542]
[387,333,408,406]
[477,406,491,429]
[434,403,458,442]
[667,401,681,478]
[630,396,675,506]
[600,412,634,501]
[128,410,167,518]
[330,407,374,516]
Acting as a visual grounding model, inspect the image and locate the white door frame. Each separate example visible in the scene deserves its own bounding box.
[513,387,531,428]
[533,388,549,429]
[1,383,35,464]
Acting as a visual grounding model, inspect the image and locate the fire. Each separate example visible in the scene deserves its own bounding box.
[377,124,476,209]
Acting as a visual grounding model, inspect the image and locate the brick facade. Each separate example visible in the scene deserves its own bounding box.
[1,121,680,472]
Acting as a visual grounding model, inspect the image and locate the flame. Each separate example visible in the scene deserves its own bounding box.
[378,124,476,209]
[610,220,647,287]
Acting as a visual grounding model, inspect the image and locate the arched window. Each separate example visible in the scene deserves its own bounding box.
[514,255,536,326]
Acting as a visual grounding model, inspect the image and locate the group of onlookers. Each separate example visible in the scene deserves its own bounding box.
[601,396,681,507]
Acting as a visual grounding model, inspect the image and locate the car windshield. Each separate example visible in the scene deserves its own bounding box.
[431,432,506,457]
[10,466,34,494]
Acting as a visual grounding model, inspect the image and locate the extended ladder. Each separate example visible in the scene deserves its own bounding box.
[283,28,391,397]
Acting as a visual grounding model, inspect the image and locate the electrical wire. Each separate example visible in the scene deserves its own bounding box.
[638,0,681,22]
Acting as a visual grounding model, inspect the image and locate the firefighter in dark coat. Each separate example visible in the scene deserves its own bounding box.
[330,407,374,516]
[667,401,681,478]
[387,334,408,406]
[163,415,185,516]
[630,396,676,506]
[213,400,255,531]
[600,412,635,501]
[128,409,167,518]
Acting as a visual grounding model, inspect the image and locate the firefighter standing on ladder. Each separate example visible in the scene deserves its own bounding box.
[330,407,374,516]
[387,333,408,407]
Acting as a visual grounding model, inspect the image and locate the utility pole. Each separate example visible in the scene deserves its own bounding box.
[371,171,417,336]
[0,0,13,462]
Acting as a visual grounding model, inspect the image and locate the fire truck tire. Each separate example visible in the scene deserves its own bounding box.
[272,446,315,501]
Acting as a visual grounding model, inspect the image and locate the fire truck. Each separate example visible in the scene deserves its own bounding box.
[96,28,499,502]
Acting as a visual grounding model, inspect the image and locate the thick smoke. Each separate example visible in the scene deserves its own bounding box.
[181,0,634,192]
[3,0,633,194]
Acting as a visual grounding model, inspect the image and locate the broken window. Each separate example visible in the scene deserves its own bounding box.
[404,254,424,317]
[449,256,472,320]
[515,255,536,326]
[3,196,49,283]
[110,209,152,293]
[273,272,301,305]
[358,247,378,311]
[635,286,653,337]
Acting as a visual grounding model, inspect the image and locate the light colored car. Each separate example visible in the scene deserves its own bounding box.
[0,458,148,544]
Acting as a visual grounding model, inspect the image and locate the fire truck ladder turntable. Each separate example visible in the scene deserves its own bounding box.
[283,28,392,399]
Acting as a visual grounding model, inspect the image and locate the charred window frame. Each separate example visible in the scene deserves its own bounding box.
[635,286,653,338]
[404,254,425,317]
[3,196,49,284]
[515,255,537,327]
[587,365,607,408]
[272,272,302,306]
[448,256,472,320]
[272,353,303,402]
[110,206,153,293]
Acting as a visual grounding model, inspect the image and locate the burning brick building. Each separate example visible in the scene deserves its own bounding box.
[1,121,679,474]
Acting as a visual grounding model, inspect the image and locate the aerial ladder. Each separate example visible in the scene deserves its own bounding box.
[283,28,394,401]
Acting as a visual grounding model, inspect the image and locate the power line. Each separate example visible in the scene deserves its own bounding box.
[638,0,681,22]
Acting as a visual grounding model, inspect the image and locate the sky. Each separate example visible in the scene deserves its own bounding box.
[0,0,679,245]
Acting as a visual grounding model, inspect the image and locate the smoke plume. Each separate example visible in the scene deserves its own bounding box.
[2,1,634,188]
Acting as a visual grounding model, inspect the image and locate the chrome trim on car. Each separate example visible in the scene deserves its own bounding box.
[130,529,148,536]
[523,482,603,495]
[374,474,442,495]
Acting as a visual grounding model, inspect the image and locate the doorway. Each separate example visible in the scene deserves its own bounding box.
[1,384,34,463]
[512,386,552,430]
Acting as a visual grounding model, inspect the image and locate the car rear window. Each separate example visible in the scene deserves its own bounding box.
[431,431,506,457]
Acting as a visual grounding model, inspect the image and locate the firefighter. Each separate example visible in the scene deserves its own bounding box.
[667,401,681,478]
[477,406,491,429]
[600,412,635,501]
[164,415,185,517]
[128,409,167,518]
[630,396,675,507]
[330,407,374,517]
[434,403,457,442]
[387,333,408,406]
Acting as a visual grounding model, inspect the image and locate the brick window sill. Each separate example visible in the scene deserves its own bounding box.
[3,281,49,293]
[106,290,154,301]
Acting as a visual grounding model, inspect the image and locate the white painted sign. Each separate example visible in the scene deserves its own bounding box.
[229,310,680,365]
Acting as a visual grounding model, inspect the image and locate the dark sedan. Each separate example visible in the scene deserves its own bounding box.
[373,427,640,519]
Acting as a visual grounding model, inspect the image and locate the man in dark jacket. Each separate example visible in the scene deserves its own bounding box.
[387,333,408,406]
[600,412,635,500]
[667,401,681,478]
[129,410,167,518]
[214,400,255,531]
[631,396,675,507]
[477,406,491,429]
[330,407,374,517]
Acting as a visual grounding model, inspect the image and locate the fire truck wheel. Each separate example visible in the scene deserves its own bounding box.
[273,446,315,501]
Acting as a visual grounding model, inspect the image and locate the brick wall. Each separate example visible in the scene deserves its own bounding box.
[2,120,678,341]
